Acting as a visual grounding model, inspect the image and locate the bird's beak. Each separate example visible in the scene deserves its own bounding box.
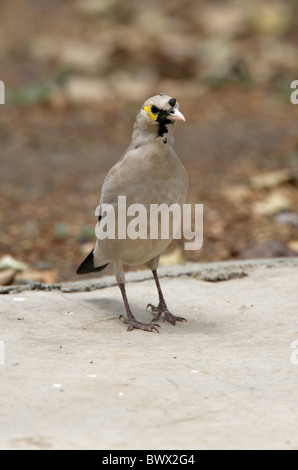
[169,108,186,122]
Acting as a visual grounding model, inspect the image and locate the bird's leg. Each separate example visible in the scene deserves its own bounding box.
[147,269,186,325]
[118,282,160,333]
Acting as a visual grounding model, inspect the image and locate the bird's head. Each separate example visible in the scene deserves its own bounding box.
[133,93,185,145]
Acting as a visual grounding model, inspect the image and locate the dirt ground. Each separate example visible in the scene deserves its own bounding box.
[0,0,297,283]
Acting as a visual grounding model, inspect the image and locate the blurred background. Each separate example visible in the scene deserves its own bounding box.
[0,0,297,285]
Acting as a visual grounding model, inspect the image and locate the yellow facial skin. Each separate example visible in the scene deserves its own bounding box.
[144,105,158,121]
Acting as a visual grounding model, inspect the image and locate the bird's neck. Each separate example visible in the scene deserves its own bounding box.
[131,115,175,148]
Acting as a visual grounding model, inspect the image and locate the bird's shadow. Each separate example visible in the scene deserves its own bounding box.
[82,296,224,335]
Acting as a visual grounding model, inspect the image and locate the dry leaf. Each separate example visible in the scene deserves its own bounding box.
[15,269,58,285]
[221,184,252,204]
[250,169,293,189]
[253,192,293,216]
[0,255,28,272]
[159,247,185,266]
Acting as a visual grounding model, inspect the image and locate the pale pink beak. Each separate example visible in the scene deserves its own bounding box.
[169,108,186,122]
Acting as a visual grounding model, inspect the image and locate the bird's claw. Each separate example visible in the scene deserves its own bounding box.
[146,303,160,313]
[147,303,186,326]
[120,314,160,333]
[164,311,187,325]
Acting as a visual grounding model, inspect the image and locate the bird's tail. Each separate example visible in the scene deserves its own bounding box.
[76,246,109,275]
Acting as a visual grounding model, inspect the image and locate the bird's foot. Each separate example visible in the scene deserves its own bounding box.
[146,302,187,326]
[120,313,160,333]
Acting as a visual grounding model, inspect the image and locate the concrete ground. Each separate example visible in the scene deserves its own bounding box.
[0,258,297,450]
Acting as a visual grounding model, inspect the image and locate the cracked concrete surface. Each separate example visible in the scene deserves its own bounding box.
[0,258,298,450]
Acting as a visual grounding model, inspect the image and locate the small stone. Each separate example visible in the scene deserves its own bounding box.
[287,240,298,253]
[0,269,16,286]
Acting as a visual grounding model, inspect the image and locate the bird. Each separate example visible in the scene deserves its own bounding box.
[77,93,189,332]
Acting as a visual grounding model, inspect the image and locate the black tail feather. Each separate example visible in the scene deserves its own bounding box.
[76,250,109,275]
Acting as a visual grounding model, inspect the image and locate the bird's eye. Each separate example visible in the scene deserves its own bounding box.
[151,105,158,114]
